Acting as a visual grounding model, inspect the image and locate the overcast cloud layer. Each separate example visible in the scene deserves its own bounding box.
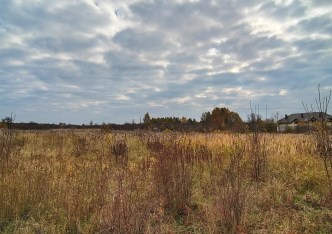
[1,0,332,124]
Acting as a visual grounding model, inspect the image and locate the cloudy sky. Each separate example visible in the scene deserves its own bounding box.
[1,0,332,124]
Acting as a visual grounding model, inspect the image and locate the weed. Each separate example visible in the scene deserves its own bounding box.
[217,137,250,233]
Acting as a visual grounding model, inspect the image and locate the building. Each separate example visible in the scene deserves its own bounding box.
[277,112,332,132]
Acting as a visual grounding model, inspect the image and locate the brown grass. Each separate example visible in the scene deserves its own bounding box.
[0,130,331,233]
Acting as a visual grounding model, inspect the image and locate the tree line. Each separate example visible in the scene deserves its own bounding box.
[143,107,277,132]
[1,107,278,132]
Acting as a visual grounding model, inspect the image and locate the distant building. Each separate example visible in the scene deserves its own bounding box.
[277,112,332,132]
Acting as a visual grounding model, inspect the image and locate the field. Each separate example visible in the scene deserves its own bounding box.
[0,130,331,233]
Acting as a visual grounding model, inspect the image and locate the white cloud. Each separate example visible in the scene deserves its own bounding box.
[116,94,130,100]
[279,89,288,96]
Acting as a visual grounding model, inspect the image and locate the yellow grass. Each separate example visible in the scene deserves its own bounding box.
[0,130,331,233]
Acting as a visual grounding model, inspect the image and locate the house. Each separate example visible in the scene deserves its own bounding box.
[277,112,332,132]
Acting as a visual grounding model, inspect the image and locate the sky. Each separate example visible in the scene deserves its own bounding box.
[1,0,332,124]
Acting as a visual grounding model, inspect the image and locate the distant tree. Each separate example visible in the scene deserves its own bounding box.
[263,118,278,132]
[1,116,13,124]
[1,115,14,129]
[247,112,264,132]
[248,115,277,133]
[211,107,227,127]
[228,112,243,125]
[201,111,211,123]
[200,107,244,131]
[143,112,151,124]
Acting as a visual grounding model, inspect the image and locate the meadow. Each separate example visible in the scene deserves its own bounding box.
[0,129,331,233]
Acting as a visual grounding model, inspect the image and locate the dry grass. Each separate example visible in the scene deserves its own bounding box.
[0,130,331,233]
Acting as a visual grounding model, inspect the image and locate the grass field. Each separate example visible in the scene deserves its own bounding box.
[0,130,331,233]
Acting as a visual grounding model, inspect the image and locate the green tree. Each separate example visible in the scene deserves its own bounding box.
[247,113,264,132]
[143,112,151,124]
[263,119,278,132]
[201,111,211,123]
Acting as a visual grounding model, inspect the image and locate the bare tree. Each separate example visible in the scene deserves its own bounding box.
[303,85,332,194]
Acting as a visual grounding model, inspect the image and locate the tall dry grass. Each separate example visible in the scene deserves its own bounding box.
[0,130,331,233]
